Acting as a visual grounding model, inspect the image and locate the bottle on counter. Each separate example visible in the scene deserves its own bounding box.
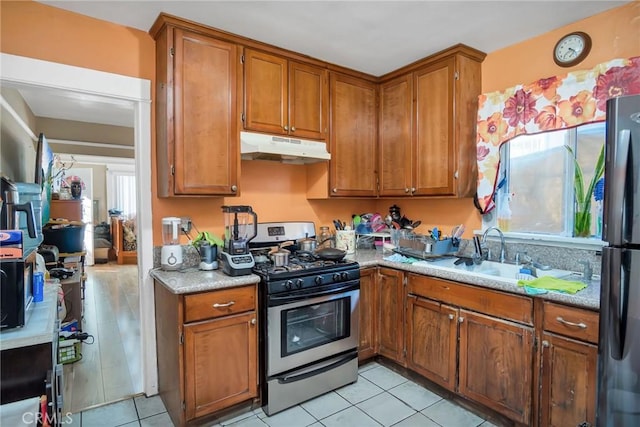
[318,226,333,248]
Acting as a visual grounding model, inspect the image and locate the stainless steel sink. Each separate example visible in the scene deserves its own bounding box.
[413,258,575,282]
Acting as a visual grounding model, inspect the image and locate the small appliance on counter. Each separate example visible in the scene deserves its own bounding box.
[220,205,257,276]
[1,177,38,245]
[161,217,183,271]
[198,242,218,271]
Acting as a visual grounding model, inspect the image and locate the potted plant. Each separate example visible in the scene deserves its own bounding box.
[565,144,605,237]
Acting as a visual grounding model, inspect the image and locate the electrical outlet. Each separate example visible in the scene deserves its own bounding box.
[180,217,192,233]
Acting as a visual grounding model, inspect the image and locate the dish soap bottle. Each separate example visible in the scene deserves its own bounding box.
[497,192,512,232]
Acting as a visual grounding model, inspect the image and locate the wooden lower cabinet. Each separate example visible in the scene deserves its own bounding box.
[358,268,378,361]
[539,333,597,427]
[458,309,534,424]
[538,301,599,427]
[406,296,457,390]
[377,268,405,364]
[155,281,258,426]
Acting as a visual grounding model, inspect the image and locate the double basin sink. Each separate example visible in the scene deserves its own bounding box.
[411,258,579,285]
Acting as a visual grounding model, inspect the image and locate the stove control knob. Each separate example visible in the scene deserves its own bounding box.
[284,280,293,290]
[333,273,341,281]
[295,279,304,289]
[314,276,323,285]
[341,272,349,280]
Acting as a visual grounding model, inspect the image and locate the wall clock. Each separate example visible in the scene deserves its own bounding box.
[553,31,592,67]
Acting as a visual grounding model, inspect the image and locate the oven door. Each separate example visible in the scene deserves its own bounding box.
[267,280,359,376]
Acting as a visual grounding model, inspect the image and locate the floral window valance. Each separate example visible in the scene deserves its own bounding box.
[476,56,640,214]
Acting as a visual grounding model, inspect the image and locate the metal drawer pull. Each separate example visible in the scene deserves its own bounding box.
[448,314,454,320]
[213,301,235,308]
[556,316,587,329]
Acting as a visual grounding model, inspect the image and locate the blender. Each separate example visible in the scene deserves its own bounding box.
[161,217,183,270]
[220,205,257,276]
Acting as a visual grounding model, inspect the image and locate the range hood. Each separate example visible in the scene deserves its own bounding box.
[240,131,331,164]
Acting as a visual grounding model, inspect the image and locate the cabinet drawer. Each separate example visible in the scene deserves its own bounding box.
[543,302,599,344]
[407,274,533,324]
[184,285,255,323]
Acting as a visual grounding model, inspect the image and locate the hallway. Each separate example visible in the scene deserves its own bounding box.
[63,262,141,413]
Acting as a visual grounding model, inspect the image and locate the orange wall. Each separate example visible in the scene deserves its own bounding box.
[0,1,155,81]
[482,1,640,93]
[2,1,638,244]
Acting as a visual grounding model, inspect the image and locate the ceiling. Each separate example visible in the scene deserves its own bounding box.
[13,1,629,129]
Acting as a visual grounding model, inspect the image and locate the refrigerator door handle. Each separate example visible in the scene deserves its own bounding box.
[606,129,630,245]
[605,249,628,360]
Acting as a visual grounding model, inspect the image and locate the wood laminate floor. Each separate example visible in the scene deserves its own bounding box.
[63,262,142,414]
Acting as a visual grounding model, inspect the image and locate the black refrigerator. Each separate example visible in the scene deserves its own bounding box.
[598,93,640,426]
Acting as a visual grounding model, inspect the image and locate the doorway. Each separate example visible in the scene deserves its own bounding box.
[0,53,157,401]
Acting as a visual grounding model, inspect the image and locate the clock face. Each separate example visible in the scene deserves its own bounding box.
[554,32,591,67]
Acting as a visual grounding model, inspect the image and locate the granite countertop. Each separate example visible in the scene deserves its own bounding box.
[150,267,260,294]
[151,250,600,310]
[352,250,600,311]
[0,285,59,351]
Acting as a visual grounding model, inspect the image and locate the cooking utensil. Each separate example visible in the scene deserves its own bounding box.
[430,227,440,240]
[269,246,290,266]
[298,247,347,261]
[298,233,317,252]
[452,224,465,239]
[333,219,344,231]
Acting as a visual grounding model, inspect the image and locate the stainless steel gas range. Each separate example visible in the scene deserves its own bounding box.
[250,222,360,416]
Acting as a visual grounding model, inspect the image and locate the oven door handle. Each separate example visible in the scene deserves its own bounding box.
[268,281,359,305]
[277,351,357,384]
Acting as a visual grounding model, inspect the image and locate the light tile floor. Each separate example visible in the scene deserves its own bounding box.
[74,362,500,427]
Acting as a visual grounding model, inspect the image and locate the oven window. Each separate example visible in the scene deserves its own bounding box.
[281,296,351,357]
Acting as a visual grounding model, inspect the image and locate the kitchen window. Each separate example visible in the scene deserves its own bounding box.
[492,122,605,239]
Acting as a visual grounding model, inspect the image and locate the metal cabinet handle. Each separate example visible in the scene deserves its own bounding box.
[291,126,296,132]
[458,317,464,323]
[556,316,587,329]
[283,125,289,131]
[251,318,256,325]
[213,301,235,308]
[411,187,416,193]
[404,188,410,193]
[332,188,338,193]
[231,185,238,192]
[448,314,454,320]
[542,340,550,348]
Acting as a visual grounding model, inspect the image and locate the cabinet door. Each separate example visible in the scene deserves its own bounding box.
[458,309,533,424]
[413,57,455,196]
[329,73,378,197]
[539,333,597,427]
[406,296,458,391]
[379,74,413,196]
[358,268,378,361]
[244,49,288,135]
[377,268,404,364]
[183,312,258,420]
[172,28,239,195]
[289,61,328,140]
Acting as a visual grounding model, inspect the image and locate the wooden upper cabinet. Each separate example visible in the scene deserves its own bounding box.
[379,75,413,196]
[379,46,484,197]
[244,49,327,140]
[413,58,455,195]
[329,73,378,197]
[154,25,240,196]
[289,61,328,139]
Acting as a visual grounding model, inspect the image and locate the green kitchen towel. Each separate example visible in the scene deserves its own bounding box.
[517,276,587,294]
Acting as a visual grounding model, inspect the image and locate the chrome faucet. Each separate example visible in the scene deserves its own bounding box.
[481,226,506,263]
